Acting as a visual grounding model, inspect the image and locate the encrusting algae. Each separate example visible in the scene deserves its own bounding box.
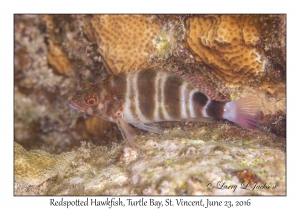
[14,14,286,195]
[14,142,76,186]
[14,124,286,195]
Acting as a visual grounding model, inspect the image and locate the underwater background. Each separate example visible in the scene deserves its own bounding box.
[14,14,286,195]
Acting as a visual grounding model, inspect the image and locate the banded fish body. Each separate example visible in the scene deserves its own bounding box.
[69,69,261,149]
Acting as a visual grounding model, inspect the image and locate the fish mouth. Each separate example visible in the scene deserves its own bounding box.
[68,101,78,110]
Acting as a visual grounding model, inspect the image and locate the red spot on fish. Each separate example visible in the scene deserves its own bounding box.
[78,102,81,105]
[105,95,109,99]
[73,99,76,102]
[107,111,110,115]
[81,104,85,107]
[93,111,97,115]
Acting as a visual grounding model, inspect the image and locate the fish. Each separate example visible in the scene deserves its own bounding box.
[69,69,261,149]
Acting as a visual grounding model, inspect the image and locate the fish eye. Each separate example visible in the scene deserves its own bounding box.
[84,92,99,106]
[87,98,96,105]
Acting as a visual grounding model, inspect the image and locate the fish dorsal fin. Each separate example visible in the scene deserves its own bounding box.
[172,70,229,102]
[136,60,179,72]
[181,117,215,124]
[112,59,177,76]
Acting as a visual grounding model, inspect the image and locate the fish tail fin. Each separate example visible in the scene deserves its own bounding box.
[223,96,261,129]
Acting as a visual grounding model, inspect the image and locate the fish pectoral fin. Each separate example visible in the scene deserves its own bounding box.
[131,123,164,134]
[183,117,215,124]
[116,117,140,150]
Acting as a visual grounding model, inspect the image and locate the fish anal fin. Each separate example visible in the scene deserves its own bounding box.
[131,123,164,134]
[183,117,215,124]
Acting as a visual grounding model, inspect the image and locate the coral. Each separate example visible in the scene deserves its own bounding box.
[47,41,73,75]
[14,123,286,195]
[186,15,266,86]
[79,15,96,43]
[149,15,186,61]
[91,15,160,74]
[41,14,107,80]
[14,142,76,186]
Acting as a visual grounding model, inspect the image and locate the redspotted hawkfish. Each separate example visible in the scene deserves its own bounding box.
[69,69,261,149]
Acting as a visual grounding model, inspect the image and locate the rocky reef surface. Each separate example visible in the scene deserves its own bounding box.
[14,14,286,195]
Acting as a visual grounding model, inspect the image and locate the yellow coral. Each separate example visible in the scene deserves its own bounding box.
[42,15,73,75]
[91,15,159,74]
[80,15,96,42]
[14,142,76,185]
[47,41,72,75]
[186,15,265,86]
